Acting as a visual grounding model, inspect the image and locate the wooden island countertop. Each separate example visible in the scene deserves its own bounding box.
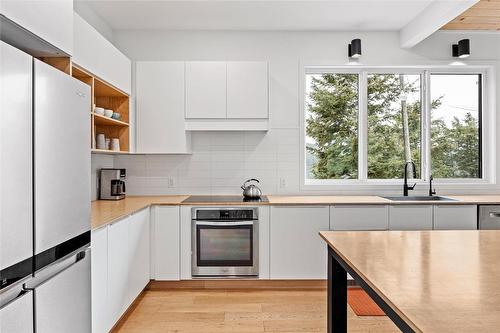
[320,230,500,333]
[91,195,500,230]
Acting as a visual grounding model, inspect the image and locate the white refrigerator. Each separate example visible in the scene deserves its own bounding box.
[0,40,91,333]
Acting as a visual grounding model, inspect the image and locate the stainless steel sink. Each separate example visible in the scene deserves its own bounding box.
[381,195,458,202]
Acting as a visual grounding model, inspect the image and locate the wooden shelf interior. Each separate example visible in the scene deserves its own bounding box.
[93,113,129,127]
[91,149,129,155]
[72,66,93,87]
[71,64,130,152]
[38,56,71,74]
[94,77,128,98]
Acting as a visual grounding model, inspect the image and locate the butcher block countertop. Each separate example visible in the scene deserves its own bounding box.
[91,196,188,229]
[91,195,500,230]
[320,230,500,332]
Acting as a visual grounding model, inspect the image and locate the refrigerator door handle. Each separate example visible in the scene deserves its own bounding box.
[24,247,90,290]
[0,289,31,310]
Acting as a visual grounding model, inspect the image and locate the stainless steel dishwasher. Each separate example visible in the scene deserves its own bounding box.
[479,205,500,229]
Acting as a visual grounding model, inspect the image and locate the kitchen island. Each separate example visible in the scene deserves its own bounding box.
[320,230,500,333]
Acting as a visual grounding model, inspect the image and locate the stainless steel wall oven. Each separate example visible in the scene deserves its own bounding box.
[191,208,259,277]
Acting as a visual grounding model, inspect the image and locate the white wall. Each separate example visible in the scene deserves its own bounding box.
[102,30,500,196]
[73,1,115,43]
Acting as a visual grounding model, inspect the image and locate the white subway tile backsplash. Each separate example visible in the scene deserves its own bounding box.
[111,129,301,195]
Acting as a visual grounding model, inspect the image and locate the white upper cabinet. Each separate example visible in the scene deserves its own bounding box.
[0,0,73,55]
[227,62,268,119]
[185,62,227,119]
[73,13,131,94]
[136,61,191,153]
[433,205,477,230]
[184,61,269,130]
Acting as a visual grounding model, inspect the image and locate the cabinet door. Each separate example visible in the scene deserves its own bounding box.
[91,226,110,333]
[0,0,73,55]
[73,13,131,94]
[270,206,329,279]
[185,62,226,119]
[330,205,388,231]
[153,206,180,280]
[127,209,150,306]
[434,205,477,230]
[389,205,433,230]
[227,62,268,119]
[107,217,129,324]
[180,206,193,280]
[136,62,190,153]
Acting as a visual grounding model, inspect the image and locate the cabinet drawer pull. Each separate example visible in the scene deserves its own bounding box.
[489,212,500,218]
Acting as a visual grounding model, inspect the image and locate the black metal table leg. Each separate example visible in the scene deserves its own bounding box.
[328,246,347,333]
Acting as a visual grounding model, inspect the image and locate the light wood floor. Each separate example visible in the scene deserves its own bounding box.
[114,289,401,333]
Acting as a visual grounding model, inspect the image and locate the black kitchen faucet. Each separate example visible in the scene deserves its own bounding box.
[403,161,417,196]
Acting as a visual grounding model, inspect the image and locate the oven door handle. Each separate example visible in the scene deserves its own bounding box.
[195,221,255,226]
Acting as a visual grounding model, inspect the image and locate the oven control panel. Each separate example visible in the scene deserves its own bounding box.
[194,209,258,221]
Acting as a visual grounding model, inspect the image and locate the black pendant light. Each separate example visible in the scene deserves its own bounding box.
[452,39,470,58]
[348,39,362,58]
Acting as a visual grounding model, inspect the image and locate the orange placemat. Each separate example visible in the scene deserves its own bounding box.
[348,288,386,316]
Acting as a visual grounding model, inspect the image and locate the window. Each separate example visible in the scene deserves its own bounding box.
[304,68,486,184]
[430,74,482,178]
[305,73,358,180]
[367,74,421,179]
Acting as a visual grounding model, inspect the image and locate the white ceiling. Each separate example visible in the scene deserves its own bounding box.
[78,0,437,31]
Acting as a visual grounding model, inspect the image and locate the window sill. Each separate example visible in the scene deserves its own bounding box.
[300,179,497,194]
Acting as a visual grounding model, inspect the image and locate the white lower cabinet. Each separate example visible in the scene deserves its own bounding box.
[91,226,109,333]
[433,205,477,230]
[107,216,130,326]
[389,205,433,230]
[152,206,180,280]
[93,208,151,332]
[127,209,150,304]
[180,206,192,280]
[330,205,388,231]
[258,207,271,279]
[270,206,329,279]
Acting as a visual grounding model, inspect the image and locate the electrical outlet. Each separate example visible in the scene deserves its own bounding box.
[168,177,175,188]
[279,177,286,189]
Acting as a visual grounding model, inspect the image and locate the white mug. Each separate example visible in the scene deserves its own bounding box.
[96,134,106,150]
[110,138,120,151]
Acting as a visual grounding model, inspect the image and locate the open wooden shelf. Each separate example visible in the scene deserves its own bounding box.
[72,63,130,153]
[38,57,72,74]
[93,113,129,127]
[72,65,93,86]
[92,149,129,155]
[94,77,128,98]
